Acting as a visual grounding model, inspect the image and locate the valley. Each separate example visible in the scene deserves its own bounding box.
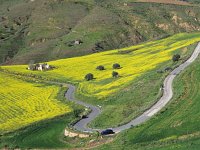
[1,0,200,149]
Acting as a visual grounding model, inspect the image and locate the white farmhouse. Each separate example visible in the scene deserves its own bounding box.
[45,64,50,69]
[38,64,43,71]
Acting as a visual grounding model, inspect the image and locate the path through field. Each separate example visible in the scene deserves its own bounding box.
[65,42,200,133]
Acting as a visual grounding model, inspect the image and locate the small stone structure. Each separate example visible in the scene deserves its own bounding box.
[27,63,53,71]
[64,129,90,138]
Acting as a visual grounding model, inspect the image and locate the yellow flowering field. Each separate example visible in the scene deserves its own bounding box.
[2,33,200,99]
[0,72,71,133]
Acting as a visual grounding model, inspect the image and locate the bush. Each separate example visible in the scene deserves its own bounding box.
[28,64,35,71]
[112,71,119,78]
[85,73,94,81]
[172,54,180,62]
[73,109,82,118]
[113,63,121,69]
[96,65,105,70]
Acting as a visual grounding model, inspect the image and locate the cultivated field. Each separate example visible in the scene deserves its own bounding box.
[0,72,71,133]
[2,33,200,128]
[3,33,200,99]
[1,33,200,149]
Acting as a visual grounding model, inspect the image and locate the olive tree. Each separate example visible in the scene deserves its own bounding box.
[112,71,119,78]
[172,54,180,62]
[85,73,94,81]
[113,63,121,69]
[96,65,105,70]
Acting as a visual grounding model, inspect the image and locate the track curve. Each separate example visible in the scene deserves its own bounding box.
[65,42,200,133]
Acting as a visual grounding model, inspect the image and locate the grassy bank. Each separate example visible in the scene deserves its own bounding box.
[97,47,200,150]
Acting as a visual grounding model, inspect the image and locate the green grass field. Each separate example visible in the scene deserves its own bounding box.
[0,113,92,149]
[97,48,200,150]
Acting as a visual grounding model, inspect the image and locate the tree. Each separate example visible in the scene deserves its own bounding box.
[28,60,35,71]
[35,63,40,68]
[112,71,119,78]
[85,73,94,81]
[113,63,121,69]
[96,65,105,70]
[28,64,35,71]
[172,54,180,62]
[73,109,82,117]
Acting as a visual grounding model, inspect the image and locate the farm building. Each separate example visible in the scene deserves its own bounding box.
[28,63,52,71]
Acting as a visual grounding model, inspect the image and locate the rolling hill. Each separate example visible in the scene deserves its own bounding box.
[1,32,200,131]
[1,0,200,149]
[1,32,200,149]
[1,0,200,65]
[97,45,200,150]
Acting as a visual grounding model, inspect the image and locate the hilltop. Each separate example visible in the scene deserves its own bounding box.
[1,0,200,64]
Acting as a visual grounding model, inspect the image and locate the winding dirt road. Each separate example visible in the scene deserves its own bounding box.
[65,42,200,133]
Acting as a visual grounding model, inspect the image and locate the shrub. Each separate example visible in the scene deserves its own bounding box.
[28,64,36,71]
[165,67,172,72]
[112,71,119,78]
[96,65,105,70]
[113,63,121,69]
[28,60,35,71]
[73,109,82,118]
[85,73,94,81]
[172,54,180,62]
[35,63,40,68]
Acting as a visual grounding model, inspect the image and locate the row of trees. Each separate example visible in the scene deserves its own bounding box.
[85,63,121,81]
[96,63,121,70]
[85,54,181,81]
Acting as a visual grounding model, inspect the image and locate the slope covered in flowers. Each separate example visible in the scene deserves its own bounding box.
[3,33,200,99]
[0,72,71,133]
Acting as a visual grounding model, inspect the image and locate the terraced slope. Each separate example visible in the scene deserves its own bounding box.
[0,72,71,133]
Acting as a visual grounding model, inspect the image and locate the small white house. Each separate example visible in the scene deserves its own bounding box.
[45,64,50,69]
[38,64,43,71]
[74,40,83,45]
[27,63,51,71]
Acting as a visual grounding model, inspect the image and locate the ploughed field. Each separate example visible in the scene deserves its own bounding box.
[0,72,71,133]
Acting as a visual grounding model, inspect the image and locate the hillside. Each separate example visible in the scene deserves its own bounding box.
[1,0,200,64]
[97,46,200,150]
[2,32,200,129]
[1,0,200,149]
[0,72,71,134]
[1,33,200,149]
